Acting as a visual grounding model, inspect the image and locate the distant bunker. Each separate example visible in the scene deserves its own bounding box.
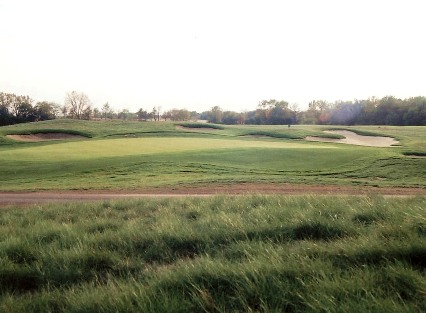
[305,130,399,147]
[7,133,86,142]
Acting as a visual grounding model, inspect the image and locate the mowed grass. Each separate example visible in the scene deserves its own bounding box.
[0,137,405,190]
[0,120,425,191]
[0,195,425,312]
[0,137,333,161]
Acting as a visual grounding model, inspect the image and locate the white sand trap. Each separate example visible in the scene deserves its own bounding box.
[305,130,399,147]
[7,133,85,142]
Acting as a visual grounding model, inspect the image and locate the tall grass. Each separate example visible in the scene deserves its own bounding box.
[1,195,425,312]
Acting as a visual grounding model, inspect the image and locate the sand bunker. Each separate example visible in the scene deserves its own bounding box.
[305,130,399,147]
[7,133,85,142]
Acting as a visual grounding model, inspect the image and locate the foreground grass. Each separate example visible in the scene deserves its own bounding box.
[1,195,425,312]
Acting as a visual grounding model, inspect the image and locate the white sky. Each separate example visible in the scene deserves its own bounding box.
[1,0,425,113]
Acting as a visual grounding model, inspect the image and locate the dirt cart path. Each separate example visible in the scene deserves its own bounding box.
[0,184,424,207]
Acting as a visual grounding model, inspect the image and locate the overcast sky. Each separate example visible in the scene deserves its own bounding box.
[1,0,425,113]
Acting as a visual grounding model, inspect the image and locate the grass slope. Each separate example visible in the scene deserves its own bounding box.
[0,195,425,312]
[0,120,425,191]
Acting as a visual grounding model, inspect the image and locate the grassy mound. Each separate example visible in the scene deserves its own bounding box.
[177,122,225,130]
[242,130,303,139]
[4,128,91,138]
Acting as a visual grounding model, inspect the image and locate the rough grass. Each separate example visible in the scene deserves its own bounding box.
[0,195,425,312]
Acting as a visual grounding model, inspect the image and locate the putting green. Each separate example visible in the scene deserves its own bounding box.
[1,137,336,162]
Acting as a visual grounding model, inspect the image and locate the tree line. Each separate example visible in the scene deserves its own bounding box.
[0,92,60,126]
[1,91,425,126]
[61,92,198,122]
[301,96,426,126]
[0,91,199,125]
[202,96,426,126]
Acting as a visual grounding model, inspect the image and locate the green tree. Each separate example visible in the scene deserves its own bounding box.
[403,97,426,125]
[0,105,11,125]
[101,102,114,119]
[303,100,331,124]
[375,96,403,125]
[34,101,60,120]
[0,92,35,124]
[118,109,133,120]
[209,106,223,123]
[137,108,148,121]
[168,109,191,121]
[254,100,292,124]
[269,101,292,125]
[222,111,240,124]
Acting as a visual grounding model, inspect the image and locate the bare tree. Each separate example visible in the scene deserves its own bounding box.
[64,91,92,119]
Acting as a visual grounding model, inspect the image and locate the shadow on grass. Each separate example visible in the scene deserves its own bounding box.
[246,222,351,242]
[0,267,42,293]
[352,211,388,225]
[153,268,308,313]
[329,245,426,270]
[3,244,38,264]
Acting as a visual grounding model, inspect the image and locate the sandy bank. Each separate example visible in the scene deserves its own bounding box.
[306,130,399,147]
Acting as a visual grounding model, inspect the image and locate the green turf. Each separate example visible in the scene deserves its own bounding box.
[0,120,425,191]
[0,137,335,161]
[0,195,425,312]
